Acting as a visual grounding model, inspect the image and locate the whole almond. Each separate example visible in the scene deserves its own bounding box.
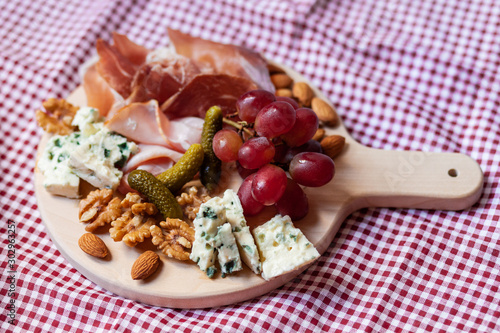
[312,128,326,141]
[78,233,109,258]
[275,88,293,98]
[271,73,293,89]
[321,135,345,159]
[311,97,339,127]
[131,251,160,280]
[292,82,314,107]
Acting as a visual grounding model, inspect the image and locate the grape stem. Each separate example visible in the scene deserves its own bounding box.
[223,118,254,138]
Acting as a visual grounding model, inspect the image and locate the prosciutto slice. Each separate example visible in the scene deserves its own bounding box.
[161,74,257,118]
[96,33,149,97]
[82,62,119,117]
[105,100,203,152]
[168,28,274,92]
[127,51,202,105]
[83,31,272,120]
[123,144,184,174]
[118,144,185,194]
[112,32,149,66]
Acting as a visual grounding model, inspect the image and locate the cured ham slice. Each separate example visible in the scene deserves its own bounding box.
[127,63,183,105]
[112,32,149,66]
[84,31,271,120]
[106,100,169,145]
[122,144,184,174]
[168,116,204,151]
[96,39,136,97]
[96,33,149,97]
[161,74,257,118]
[168,28,274,92]
[80,56,127,118]
[106,100,203,152]
[82,62,117,117]
[118,144,185,194]
[127,51,202,105]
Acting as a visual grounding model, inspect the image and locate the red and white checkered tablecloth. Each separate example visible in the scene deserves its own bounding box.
[1,0,499,331]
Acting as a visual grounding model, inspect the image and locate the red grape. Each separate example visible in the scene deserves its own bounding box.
[251,164,287,205]
[273,143,291,165]
[276,96,299,109]
[254,101,296,139]
[236,89,276,123]
[237,174,264,216]
[290,139,322,156]
[289,152,335,187]
[238,137,275,169]
[281,108,319,147]
[276,178,309,220]
[213,129,243,162]
[236,161,257,179]
[274,140,322,166]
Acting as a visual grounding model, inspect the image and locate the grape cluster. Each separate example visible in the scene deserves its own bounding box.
[212,89,336,220]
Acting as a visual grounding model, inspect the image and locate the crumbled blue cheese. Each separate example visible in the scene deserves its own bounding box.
[71,106,102,136]
[253,215,320,281]
[68,129,136,190]
[222,190,261,275]
[38,106,137,196]
[215,223,242,278]
[37,133,82,198]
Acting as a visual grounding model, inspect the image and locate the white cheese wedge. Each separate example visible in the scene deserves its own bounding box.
[37,134,81,198]
[253,215,320,281]
[215,223,243,277]
[222,189,261,275]
[190,197,227,278]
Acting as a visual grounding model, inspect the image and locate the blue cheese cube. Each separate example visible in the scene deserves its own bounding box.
[253,215,320,281]
[215,223,243,277]
[37,134,81,198]
[222,190,261,275]
[191,190,265,278]
[190,197,227,278]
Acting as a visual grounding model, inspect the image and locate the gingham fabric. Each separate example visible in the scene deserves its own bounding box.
[1,0,499,332]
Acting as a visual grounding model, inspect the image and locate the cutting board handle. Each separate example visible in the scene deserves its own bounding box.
[340,143,484,211]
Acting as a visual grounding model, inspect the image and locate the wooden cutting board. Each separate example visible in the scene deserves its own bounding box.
[34,63,483,308]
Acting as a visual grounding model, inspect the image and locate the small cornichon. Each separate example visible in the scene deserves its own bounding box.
[200,106,223,191]
[156,143,204,193]
[128,169,183,220]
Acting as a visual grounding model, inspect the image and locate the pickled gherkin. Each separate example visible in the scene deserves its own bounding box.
[128,169,183,220]
[200,106,222,191]
[157,143,204,193]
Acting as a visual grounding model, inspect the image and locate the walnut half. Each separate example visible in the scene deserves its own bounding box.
[176,186,211,222]
[150,219,195,261]
[36,98,78,135]
[78,189,122,232]
[109,193,159,247]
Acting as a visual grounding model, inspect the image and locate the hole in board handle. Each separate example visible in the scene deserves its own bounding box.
[448,169,458,177]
